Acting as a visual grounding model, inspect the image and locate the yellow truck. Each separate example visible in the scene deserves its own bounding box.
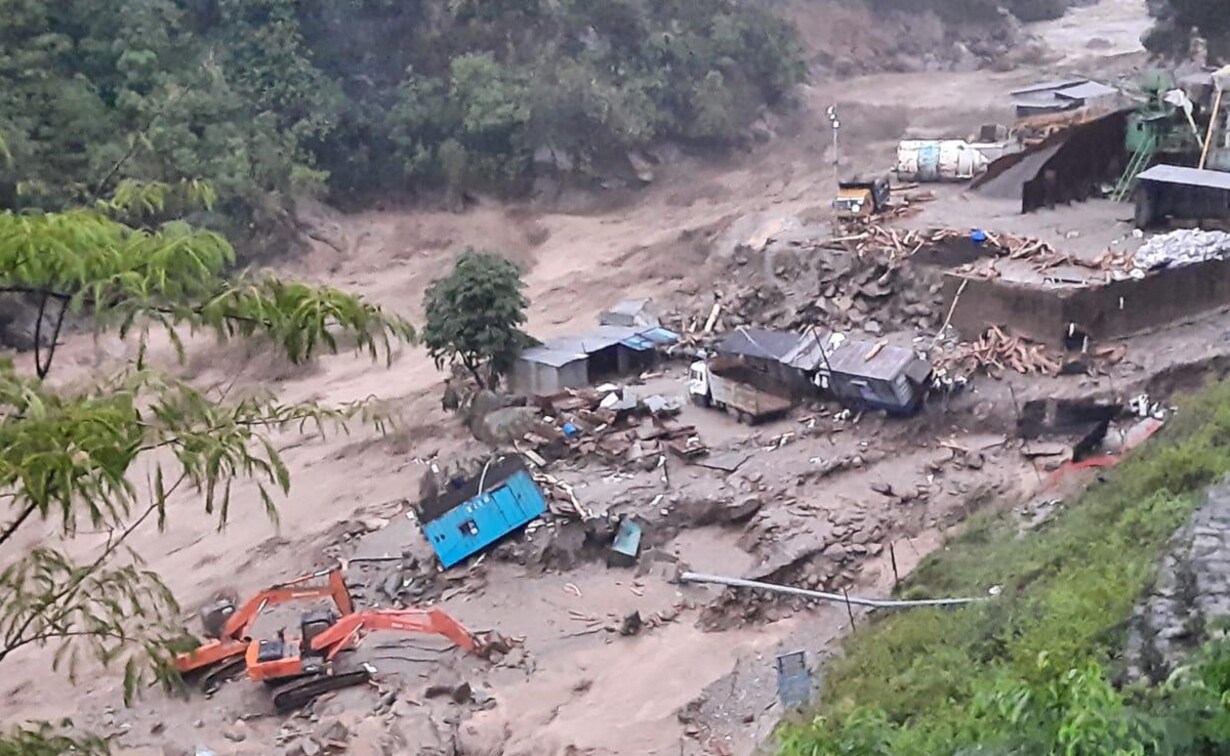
[832,177,891,220]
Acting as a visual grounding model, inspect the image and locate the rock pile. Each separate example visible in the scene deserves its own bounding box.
[667,224,949,343]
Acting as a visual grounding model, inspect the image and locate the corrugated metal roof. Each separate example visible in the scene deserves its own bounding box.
[1012,99,1079,113]
[782,331,831,372]
[538,325,638,355]
[518,345,586,368]
[1138,164,1230,191]
[1055,81,1118,101]
[826,341,926,382]
[1011,78,1087,96]
[621,327,678,351]
[519,325,677,365]
[641,326,678,344]
[620,334,655,352]
[717,328,804,362]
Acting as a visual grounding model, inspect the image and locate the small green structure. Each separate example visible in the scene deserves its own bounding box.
[1113,72,1207,202]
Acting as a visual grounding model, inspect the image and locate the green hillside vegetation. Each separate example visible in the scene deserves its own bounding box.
[779,381,1230,754]
[0,0,804,249]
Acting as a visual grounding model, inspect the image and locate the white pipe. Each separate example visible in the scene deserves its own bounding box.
[679,572,987,609]
[476,457,495,497]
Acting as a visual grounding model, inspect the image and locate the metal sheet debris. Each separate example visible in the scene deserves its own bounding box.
[775,651,812,709]
[608,519,643,568]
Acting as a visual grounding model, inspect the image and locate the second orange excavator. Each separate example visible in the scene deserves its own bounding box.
[246,607,482,712]
[175,568,354,692]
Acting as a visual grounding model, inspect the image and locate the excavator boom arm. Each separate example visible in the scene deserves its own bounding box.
[220,568,353,639]
[308,609,478,655]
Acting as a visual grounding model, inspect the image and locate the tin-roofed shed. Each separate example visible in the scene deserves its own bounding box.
[1011,79,1119,118]
[715,328,815,395]
[513,344,588,396]
[1135,164,1230,228]
[512,325,678,396]
[716,328,804,361]
[823,340,931,414]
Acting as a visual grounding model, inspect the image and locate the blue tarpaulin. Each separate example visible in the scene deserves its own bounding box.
[619,327,678,351]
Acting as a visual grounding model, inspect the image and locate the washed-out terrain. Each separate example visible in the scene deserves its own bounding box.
[8,2,1217,755]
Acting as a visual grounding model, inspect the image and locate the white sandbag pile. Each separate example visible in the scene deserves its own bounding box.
[1134,229,1230,270]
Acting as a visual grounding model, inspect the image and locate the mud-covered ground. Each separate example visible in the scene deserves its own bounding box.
[5,2,1203,755]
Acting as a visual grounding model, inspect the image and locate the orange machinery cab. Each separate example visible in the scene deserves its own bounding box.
[246,609,339,682]
[178,568,353,676]
[246,608,480,684]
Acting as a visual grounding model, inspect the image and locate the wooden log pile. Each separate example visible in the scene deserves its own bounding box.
[936,326,1060,379]
[829,224,962,261]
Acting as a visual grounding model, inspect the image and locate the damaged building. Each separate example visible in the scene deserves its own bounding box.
[973,109,1131,212]
[714,327,820,396]
[823,340,933,415]
[418,455,548,569]
[710,327,931,414]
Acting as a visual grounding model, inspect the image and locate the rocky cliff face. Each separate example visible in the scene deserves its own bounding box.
[1126,477,1230,682]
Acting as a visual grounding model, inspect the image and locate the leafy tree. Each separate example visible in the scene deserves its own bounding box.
[2,0,807,238]
[422,249,533,389]
[0,181,413,751]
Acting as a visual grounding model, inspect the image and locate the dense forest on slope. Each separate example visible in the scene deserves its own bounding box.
[0,0,804,246]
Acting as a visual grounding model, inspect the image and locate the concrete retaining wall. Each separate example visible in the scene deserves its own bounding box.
[943,276,1068,345]
[943,257,1230,346]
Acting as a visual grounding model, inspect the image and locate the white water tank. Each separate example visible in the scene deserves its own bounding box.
[895,140,989,182]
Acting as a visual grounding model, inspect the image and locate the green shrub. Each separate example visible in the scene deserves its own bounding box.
[780,380,1230,754]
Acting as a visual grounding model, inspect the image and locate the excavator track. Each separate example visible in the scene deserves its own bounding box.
[271,669,371,713]
[199,657,247,695]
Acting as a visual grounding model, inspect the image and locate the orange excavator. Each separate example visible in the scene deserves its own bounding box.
[175,568,354,692]
[245,607,481,712]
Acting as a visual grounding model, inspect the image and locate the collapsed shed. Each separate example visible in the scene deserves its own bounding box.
[822,340,932,415]
[973,109,1130,213]
[599,299,660,329]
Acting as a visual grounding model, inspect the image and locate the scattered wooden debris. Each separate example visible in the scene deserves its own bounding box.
[533,472,592,519]
[520,387,705,470]
[936,326,1060,379]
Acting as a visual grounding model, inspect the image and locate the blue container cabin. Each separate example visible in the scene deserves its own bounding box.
[419,456,548,569]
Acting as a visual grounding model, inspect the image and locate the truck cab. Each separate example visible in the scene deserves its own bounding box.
[833,177,891,220]
[688,361,711,406]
